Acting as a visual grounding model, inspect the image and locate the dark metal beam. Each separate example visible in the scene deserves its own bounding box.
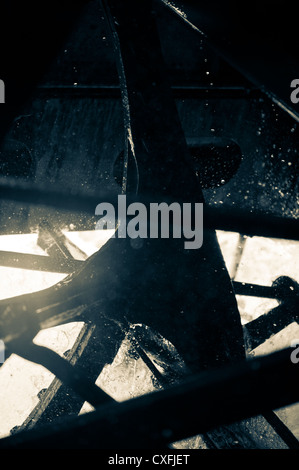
[10,342,112,408]
[35,84,262,100]
[0,250,83,274]
[234,277,299,351]
[0,346,298,448]
[0,178,298,240]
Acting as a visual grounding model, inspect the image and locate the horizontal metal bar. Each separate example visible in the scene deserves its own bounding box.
[233,281,278,299]
[0,178,298,241]
[0,250,83,273]
[35,84,261,100]
[0,346,298,448]
[208,206,299,241]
